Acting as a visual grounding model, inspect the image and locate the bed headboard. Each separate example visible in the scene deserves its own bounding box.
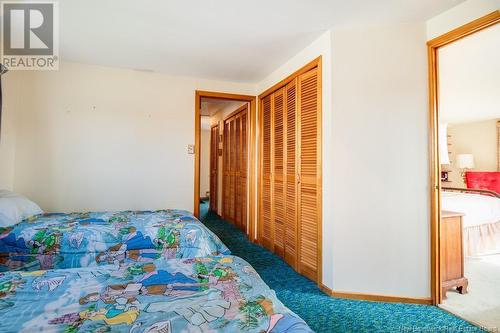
[466,171,500,194]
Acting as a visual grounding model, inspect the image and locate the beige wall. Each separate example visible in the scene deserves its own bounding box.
[8,61,255,212]
[447,119,498,187]
[0,72,23,190]
[200,129,211,198]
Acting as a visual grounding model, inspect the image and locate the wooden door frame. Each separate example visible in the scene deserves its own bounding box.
[194,90,257,241]
[428,10,500,305]
[256,56,323,285]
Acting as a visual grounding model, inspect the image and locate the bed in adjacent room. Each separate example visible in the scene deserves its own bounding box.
[0,255,312,332]
[441,172,500,256]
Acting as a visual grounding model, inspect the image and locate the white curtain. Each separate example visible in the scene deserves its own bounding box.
[439,123,450,165]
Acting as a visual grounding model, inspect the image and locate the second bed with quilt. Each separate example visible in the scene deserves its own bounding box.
[0,210,229,272]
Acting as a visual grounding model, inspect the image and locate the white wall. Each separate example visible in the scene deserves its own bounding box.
[330,24,430,298]
[426,0,500,39]
[0,72,23,190]
[438,23,500,125]
[200,129,211,198]
[257,30,334,290]
[10,62,255,212]
[447,120,498,187]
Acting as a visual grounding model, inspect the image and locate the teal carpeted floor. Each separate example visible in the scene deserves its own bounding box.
[199,202,482,333]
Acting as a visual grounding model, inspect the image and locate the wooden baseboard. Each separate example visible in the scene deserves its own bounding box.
[320,284,433,305]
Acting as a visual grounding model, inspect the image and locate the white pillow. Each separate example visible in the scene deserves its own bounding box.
[0,190,43,227]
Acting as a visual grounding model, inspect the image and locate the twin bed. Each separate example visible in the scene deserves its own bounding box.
[0,210,230,272]
[441,171,500,257]
[0,198,312,332]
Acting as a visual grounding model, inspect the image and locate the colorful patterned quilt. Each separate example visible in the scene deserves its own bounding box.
[0,255,312,333]
[0,210,230,272]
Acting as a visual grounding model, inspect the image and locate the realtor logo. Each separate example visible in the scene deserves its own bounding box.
[1,1,59,70]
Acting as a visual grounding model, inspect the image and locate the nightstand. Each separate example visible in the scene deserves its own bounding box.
[441,211,468,299]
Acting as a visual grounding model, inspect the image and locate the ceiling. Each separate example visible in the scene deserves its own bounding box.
[55,0,463,82]
[200,98,246,117]
[200,98,246,130]
[439,23,500,124]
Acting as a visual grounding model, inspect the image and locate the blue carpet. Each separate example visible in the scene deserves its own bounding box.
[199,202,482,333]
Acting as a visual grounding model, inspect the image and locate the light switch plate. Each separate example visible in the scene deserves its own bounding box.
[188,144,195,154]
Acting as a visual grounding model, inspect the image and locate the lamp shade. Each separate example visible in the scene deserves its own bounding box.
[456,154,475,169]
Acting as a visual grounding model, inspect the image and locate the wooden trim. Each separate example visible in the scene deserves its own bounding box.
[427,11,500,48]
[316,57,323,286]
[194,90,257,242]
[249,99,257,241]
[258,57,322,100]
[196,90,257,101]
[320,285,433,305]
[194,91,201,218]
[427,10,500,306]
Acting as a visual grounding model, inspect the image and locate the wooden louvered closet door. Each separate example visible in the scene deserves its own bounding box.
[259,65,320,282]
[297,67,320,282]
[209,125,219,212]
[229,117,236,221]
[223,123,230,218]
[261,95,273,250]
[273,88,285,257]
[240,113,248,233]
[284,80,298,268]
[222,106,248,233]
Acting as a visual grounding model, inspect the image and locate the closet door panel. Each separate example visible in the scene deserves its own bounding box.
[298,67,320,282]
[222,107,248,232]
[209,125,219,212]
[223,123,230,219]
[273,88,285,257]
[235,116,241,227]
[240,112,248,233]
[229,118,236,222]
[261,95,273,250]
[284,80,298,268]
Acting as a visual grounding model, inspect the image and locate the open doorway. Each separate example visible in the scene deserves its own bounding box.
[428,11,500,329]
[194,91,257,239]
